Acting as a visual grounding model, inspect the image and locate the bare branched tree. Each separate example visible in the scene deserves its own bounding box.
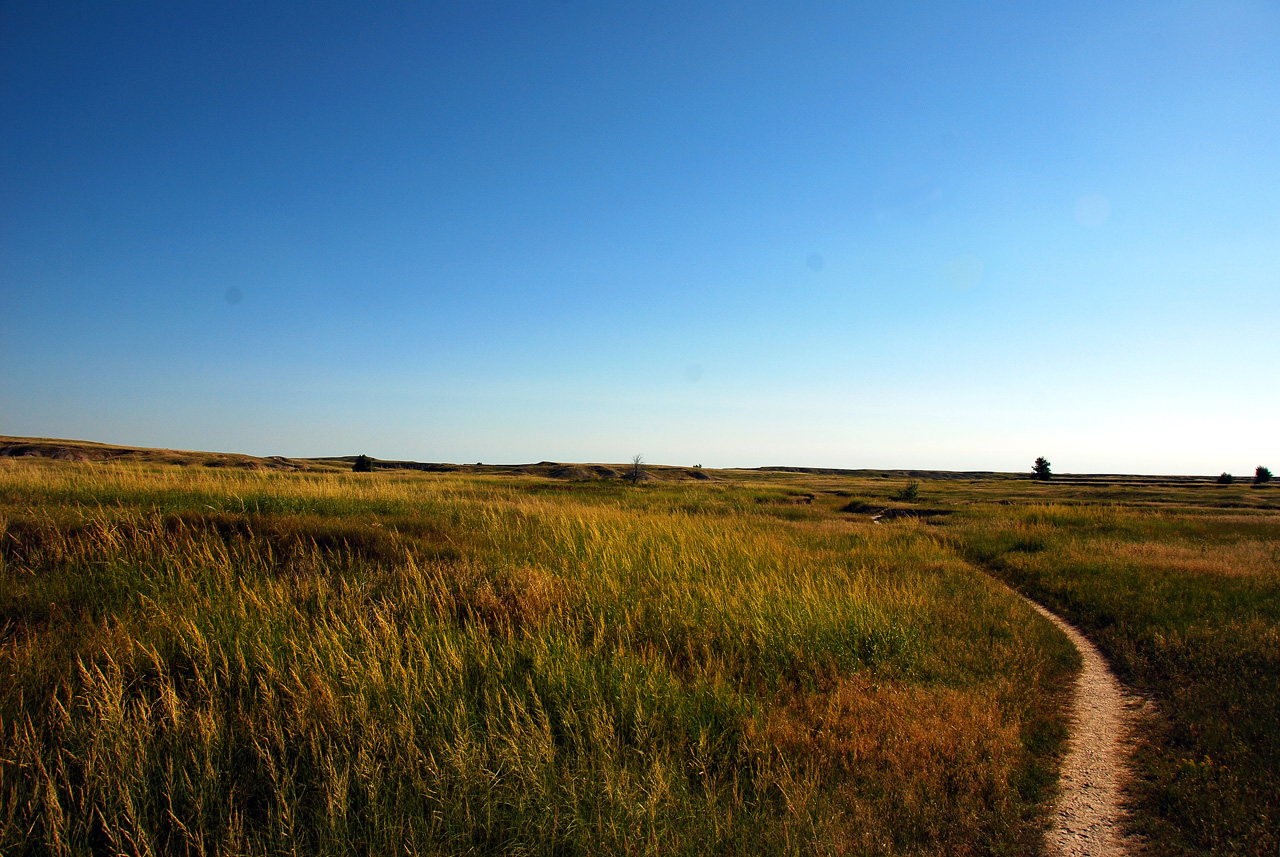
[629,454,645,485]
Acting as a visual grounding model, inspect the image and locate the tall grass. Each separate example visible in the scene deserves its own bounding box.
[1,461,1073,855]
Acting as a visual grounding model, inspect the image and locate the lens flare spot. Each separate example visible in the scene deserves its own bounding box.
[945,255,984,291]
[1074,194,1111,227]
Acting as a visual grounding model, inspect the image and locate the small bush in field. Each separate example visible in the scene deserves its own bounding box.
[893,481,920,502]
[1256,466,1272,485]
[352,455,374,473]
[1217,472,1234,485]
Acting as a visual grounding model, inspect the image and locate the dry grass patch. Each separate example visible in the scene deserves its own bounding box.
[764,678,1023,855]
[1104,538,1279,578]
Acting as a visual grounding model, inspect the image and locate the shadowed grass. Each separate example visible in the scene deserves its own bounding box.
[946,500,1280,855]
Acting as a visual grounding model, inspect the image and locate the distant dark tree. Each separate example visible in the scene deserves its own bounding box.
[1256,465,1273,485]
[352,455,374,473]
[1217,472,1234,485]
[1033,456,1052,481]
[629,454,645,485]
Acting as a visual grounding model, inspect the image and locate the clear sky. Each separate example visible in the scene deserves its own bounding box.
[2,2,1277,473]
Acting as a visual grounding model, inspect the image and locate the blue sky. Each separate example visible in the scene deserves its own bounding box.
[2,2,1277,473]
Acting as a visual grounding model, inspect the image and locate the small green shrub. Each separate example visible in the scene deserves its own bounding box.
[892,481,920,502]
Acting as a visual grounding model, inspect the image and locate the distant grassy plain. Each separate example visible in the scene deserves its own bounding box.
[1,445,1276,855]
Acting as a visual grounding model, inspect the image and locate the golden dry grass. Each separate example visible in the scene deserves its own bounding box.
[1,460,1075,856]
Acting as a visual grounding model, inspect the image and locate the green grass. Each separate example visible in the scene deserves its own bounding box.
[4,458,1277,855]
[1,460,1074,856]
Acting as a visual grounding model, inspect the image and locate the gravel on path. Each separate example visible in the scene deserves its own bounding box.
[1022,597,1144,857]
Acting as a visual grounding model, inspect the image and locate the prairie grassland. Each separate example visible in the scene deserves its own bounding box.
[946,494,1280,856]
[1,460,1073,856]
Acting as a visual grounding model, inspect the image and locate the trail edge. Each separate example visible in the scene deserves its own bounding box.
[1022,597,1145,857]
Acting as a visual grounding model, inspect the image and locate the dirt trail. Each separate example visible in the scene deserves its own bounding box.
[1022,597,1142,857]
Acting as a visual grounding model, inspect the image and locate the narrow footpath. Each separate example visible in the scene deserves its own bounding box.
[1021,597,1143,857]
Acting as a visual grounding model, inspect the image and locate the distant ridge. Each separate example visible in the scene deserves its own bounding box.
[0,436,310,470]
[0,437,703,480]
[0,436,1234,483]
[751,465,1227,485]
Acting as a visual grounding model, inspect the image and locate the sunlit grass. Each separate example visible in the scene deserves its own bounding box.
[1,461,1072,855]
